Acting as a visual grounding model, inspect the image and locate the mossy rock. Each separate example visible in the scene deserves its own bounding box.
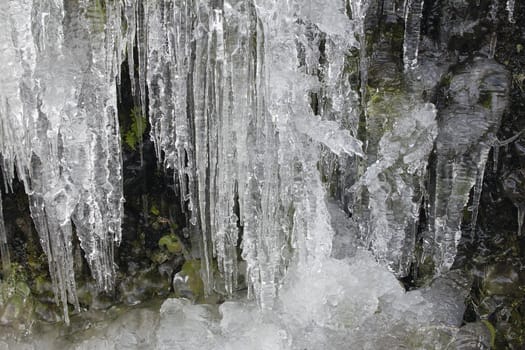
[483,263,524,298]
[0,278,34,329]
[33,301,61,323]
[158,234,183,255]
[118,267,171,306]
[172,260,204,301]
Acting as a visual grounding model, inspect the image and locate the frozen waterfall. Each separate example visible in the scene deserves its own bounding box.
[0,0,513,348]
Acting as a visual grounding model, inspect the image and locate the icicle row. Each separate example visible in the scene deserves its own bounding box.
[0,0,126,323]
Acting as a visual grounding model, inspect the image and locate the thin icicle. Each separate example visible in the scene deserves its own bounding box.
[403,0,424,71]
[506,0,516,23]
[0,192,10,276]
[517,205,524,236]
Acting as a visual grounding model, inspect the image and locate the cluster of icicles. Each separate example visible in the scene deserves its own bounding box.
[0,0,369,322]
[0,0,512,323]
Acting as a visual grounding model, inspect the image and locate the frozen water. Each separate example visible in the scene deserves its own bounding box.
[352,98,438,276]
[0,250,469,349]
[403,0,424,70]
[0,0,506,346]
[143,0,365,304]
[0,192,9,275]
[506,0,516,23]
[426,58,509,273]
[0,0,124,322]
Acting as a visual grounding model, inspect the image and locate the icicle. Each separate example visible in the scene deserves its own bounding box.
[427,58,509,274]
[0,0,126,323]
[469,150,488,234]
[517,204,524,236]
[403,0,424,71]
[295,115,365,158]
[354,100,437,276]
[488,33,497,59]
[124,0,138,99]
[506,0,516,23]
[0,192,10,276]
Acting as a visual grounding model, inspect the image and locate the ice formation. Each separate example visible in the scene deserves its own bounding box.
[0,0,511,344]
[425,58,509,272]
[353,100,437,276]
[143,0,364,304]
[506,0,516,23]
[0,251,474,349]
[0,0,124,323]
[403,0,424,70]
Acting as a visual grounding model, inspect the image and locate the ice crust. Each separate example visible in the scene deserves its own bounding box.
[0,250,470,349]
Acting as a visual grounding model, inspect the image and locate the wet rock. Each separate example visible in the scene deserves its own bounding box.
[119,266,171,306]
[172,260,204,301]
[454,321,492,350]
[483,263,524,298]
[0,267,34,331]
[33,301,61,323]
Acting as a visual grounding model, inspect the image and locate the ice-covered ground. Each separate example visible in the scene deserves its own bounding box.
[1,247,479,350]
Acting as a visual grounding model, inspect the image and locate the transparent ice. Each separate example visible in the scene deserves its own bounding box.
[0,0,510,347]
[0,0,124,323]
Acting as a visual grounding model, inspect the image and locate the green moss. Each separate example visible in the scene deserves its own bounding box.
[179,260,204,300]
[124,107,147,151]
[479,93,492,109]
[513,73,525,92]
[86,0,107,34]
[370,92,384,104]
[150,204,160,216]
[151,251,170,265]
[0,263,35,327]
[1,263,28,301]
[366,87,408,140]
[440,74,452,88]
[482,320,497,349]
[382,21,406,52]
[158,234,183,254]
[15,281,31,298]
